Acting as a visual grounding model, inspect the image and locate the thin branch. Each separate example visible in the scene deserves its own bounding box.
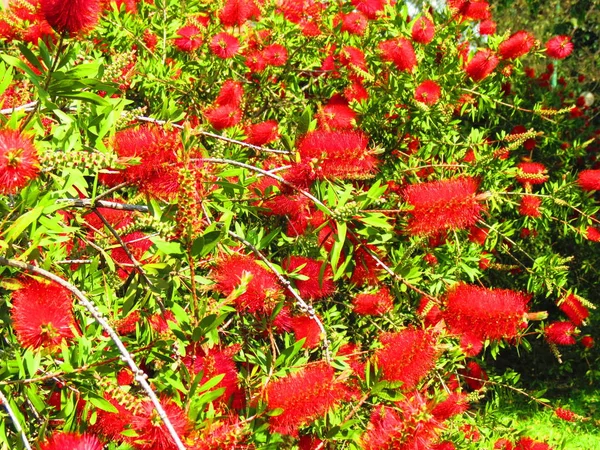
[0,101,38,115]
[61,198,150,212]
[0,388,33,450]
[0,257,187,450]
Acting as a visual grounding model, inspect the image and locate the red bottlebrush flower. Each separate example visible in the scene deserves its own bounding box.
[339,11,368,35]
[182,344,243,407]
[412,16,435,44]
[479,19,496,35]
[577,169,600,191]
[148,309,177,335]
[283,256,335,300]
[291,315,322,348]
[498,31,535,60]
[415,80,442,105]
[266,361,355,436]
[214,79,244,108]
[442,283,531,342]
[352,287,394,315]
[402,177,484,236]
[461,360,488,390]
[555,407,576,422]
[339,46,368,71]
[263,44,288,66]
[546,35,573,59]
[245,50,267,72]
[434,443,457,450]
[297,130,379,180]
[209,32,240,59]
[219,0,260,27]
[212,253,283,314]
[174,25,203,52]
[558,294,590,326]
[465,49,499,81]
[581,335,594,349]
[494,438,515,450]
[115,309,140,335]
[40,0,101,35]
[338,342,366,379]
[40,432,103,450]
[245,120,279,146]
[460,332,484,356]
[545,321,577,346]
[468,226,488,245]
[351,0,386,19]
[110,232,153,279]
[194,415,245,449]
[374,327,439,390]
[317,103,356,130]
[350,245,385,286]
[204,104,243,130]
[514,437,552,450]
[143,29,158,51]
[116,368,134,386]
[519,195,542,218]
[11,279,75,350]
[516,162,548,185]
[298,435,324,450]
[89,394,134,441]
[344,81,369,103]
[432,392,469,421]
[378,37,418,72]
[417,296,443,327]
[585,226,600,242]
[131,397,191,450]
[450,0,491,21]
[0,130,39,194]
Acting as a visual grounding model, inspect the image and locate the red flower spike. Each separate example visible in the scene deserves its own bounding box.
[204,104,243,130]
[209,32,240,59]
[431,392,470,421]
[460,332,484,356]
[378,37,418,72]
[545,321,577,346]
[352,286,394,315]
[263,44,288,66]
[40,0,101,35]
[339,11,368,35]
[417,296,443,327]
[245,120,279,146]
[283,256,334,300]
[296,130,378,180]
[498,31,535,60]
[212,253,284,314]
[339,46,368,71]
[338,343,366,379]
[374,327,439,390]
[40,432,103,450]
[555,407,577,422]
[465,49,499,81]
[266,361,355,437]
[581,336,594,349]
[174,25,203,52]
[215,80,244,108]
[402,177,484,236]
[558,294,589,326]
[479,19,496,35]
[461,360,488,390]
[90,394,134,441]
[131,397,191,450]
[516,162,548,185]
[219,0,260,27]
[351,0,386,20]
[290,315,322,348]
[577,169,600,191]
[468,226,488,245]
[110,232,153,279]
[412,16,435,44]
[11,278,76,350]
[434,443,457,450]
[415,80,441,105]
[0,129,39,194]
[519,195,542,218]
[514,437,552,449]
[317,103,356,130]
[546,35,574,59]
[449,0,491,21]
[585,226,600,242]
[350,245,385,286]
[442,283,531,342]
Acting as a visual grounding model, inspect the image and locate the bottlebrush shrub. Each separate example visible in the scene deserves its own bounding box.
[0,0,599,449]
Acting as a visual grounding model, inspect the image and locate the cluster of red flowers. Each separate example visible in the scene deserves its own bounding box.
[0,130,39,195]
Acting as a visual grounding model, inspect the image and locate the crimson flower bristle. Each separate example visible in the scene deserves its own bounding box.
[374,327,439,390]
[244,120,279,146]
[431,392,470,421]
[283,255,335,300]
[545,35,574,59]
[577,169,600,191]
[209,32,240,59]
[131,397,191,450]
[558,294,590,326]
[514,437,552,449]
[174,25,203,52]
[11,278,76,350]
[297,130,378,180]
[378,37,418,72]
[291,315,322,348]
[110,231,153,279]
[204,104,243,130]
[519,195,542,218]
[465,49,499,81]
[412,16,435,44]
[442,283,531,342]
[40,0,101,35]
[581,335,594,348]
[350,245,385,286]
[212,253,284,314]
[317,102,357,130]
[339,11,368,35]
[351,0,387,20]
[40,432,103,450]
[402,176,483,236]
[219,0,260,27]
[266,361,355,436]
[415,80,442,105]
[352,286,394,315]
[498,31,535,60]
[479,19,497,35]
[554,407,577,422]
[461,360,488,390]
[263,43,288,66]
[544,321,577,346]
[449,0,491,21]
[516,162,548,185]
[586,226,600,242]
[0,129,39,195]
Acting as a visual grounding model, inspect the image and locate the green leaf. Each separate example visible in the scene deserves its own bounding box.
[88,395,119,413]
[150,237,182,255]
[3,205,44,243]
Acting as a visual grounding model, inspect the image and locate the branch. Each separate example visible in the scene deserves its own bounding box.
[60,198,150,212]
[0,257,187,450]
[0,388,33,450]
